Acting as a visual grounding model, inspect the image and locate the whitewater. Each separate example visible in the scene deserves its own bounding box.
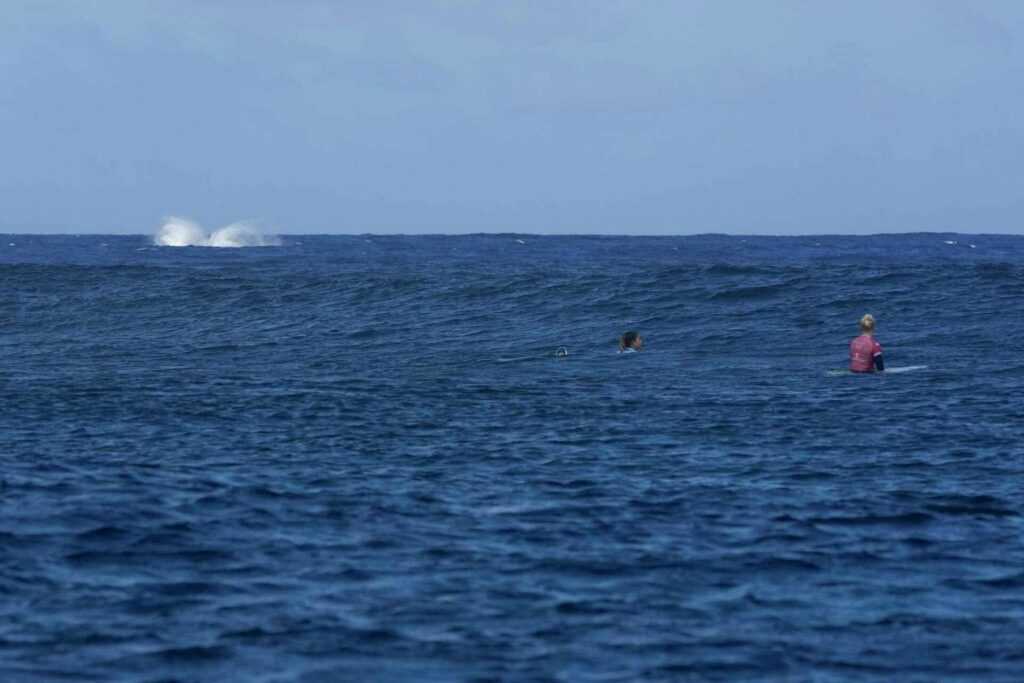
[153,216,281,247]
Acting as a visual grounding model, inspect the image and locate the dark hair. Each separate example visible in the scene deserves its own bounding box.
[620,330,640,350]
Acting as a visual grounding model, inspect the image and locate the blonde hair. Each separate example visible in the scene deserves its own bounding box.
[859,314,876,333]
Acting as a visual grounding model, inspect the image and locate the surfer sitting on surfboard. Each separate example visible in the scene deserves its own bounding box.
[849,314,884,373]
[619,331,643,354]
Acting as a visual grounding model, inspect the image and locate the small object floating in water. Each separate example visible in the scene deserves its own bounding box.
[554,347,569,358]
[516,239,526,244]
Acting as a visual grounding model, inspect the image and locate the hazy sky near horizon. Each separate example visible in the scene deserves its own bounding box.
[3,1,1023,235]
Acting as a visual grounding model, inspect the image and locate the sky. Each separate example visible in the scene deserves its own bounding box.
[2,1,1023,235]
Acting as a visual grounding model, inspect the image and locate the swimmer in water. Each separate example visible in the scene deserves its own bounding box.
[618,331,643,353]
[849,314,884,373]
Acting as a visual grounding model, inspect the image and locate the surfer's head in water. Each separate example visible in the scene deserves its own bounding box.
[619,331,643,353]
[859,314,876,335]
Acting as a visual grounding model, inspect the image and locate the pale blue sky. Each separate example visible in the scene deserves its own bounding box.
[3,1,1023,234]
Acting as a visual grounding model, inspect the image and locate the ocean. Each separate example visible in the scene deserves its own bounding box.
[2,233,1023,682]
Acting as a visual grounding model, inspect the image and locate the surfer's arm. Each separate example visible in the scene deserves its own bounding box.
[873,353,884,372]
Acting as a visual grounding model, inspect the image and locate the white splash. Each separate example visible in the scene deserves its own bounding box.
[155,217,207,246]
[154,216,281,247]
[207,222,280,247]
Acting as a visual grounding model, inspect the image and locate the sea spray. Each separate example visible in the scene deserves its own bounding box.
[207,222,281,247]
[154,216,281,247]
[155,216,207,247]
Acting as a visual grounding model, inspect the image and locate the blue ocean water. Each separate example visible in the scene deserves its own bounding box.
[2,233,1023,682]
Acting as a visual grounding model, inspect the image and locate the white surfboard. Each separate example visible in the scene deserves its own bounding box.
[827,365,928,376]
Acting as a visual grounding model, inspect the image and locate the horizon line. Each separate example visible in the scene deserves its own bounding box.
[3,230,1024,238]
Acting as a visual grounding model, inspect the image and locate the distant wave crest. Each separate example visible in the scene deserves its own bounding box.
[154,217,281,248]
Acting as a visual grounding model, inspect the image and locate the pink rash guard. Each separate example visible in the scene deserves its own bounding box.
[849,334,883,373]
